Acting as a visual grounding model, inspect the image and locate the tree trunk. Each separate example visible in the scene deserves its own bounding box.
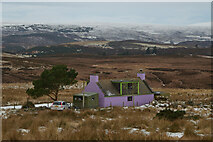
[47,90,59,101]
[55,94,58,101]
[55,90,58,101]
[47,94,56,101]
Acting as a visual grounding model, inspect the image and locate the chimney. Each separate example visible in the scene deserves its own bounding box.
[90,75,99,82]
[137,69,145,80]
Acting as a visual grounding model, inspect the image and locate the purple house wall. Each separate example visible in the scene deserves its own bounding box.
[104,94,154,107]
[84,75,105,107]
[84,73,154,108]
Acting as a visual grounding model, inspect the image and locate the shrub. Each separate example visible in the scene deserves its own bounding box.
[22,101,35,109]
[169,122,181,132]
[186,100,194,106]
[186,115,200,120]
[171,102,178,109]
[155,109,185,121]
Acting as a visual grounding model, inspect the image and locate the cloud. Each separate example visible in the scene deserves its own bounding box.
[2,2,211,25]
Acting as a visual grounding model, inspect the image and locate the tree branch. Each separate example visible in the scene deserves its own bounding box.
[47,94,56,101]
[50,89,59,101]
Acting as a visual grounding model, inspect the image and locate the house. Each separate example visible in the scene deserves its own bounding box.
[73,70,154,108]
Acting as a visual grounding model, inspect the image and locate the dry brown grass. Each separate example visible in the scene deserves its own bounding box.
[184,123,197,137]
[3,55,212,89]
[3,105,211,140]
[62,40,110,46]
[2,87,212,140]
[197,118,212,134]
[155,88,212,105]
[2,88,82,105]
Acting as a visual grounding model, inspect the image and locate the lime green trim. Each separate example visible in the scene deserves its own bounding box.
[138,82,139,95]
[120,83,122,95]
[104,93,153,97]
[105,94,138,97]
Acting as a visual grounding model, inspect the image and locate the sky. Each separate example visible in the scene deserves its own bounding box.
[2,2,211,26]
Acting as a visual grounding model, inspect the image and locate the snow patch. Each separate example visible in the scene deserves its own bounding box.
[57,127,63,133]
[1,103,52,110]
[38,126,46,132]
[166,132,184,138]
[17,129,30,134]
[141,129,150,136]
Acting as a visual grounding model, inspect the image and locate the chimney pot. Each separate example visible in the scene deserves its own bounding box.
[90,75,99,82]
[137,70,145,80]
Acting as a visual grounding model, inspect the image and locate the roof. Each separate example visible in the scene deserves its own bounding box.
[74,92,98,97]
[111,79,139,83]
[97,78,153,97]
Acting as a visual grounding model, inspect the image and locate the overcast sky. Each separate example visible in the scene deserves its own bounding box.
[2,2,211,26]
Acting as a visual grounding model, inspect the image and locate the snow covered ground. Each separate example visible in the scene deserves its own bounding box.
[0,103,53,119]
[1,99,211,119]
[2,99,211,140]
[1,103,53,110]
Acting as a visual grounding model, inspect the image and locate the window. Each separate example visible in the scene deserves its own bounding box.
[127,96,132,101]
[128,83,133,89]
[78,97,83,101]
[53,101,61,105]
[74,96,83,101]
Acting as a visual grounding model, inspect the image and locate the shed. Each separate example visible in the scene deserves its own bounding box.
[73,92,99,109]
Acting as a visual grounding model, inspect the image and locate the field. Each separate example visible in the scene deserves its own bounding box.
[133,42,186,49]
[1,53,212,140]
[2,87,81,106]
[2,88,212,140]
[62,40,112,49]
[62,40,185,49]
[2,54,212,89]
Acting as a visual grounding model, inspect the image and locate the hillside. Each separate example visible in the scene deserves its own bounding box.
[18,40,211,57]
[2,53,212,89]
[2,24,211,53]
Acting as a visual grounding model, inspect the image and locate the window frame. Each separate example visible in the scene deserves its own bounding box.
[128,83,133,89]
[127,96,133,101]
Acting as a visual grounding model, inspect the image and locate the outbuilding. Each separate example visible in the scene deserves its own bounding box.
[73,92,99,109]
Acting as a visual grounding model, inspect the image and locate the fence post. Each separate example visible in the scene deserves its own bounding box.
[133,95,135,108]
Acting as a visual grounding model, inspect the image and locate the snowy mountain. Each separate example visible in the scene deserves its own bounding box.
[2,23,211,52]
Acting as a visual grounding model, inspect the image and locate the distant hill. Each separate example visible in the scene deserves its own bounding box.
[177,41,211,48]
[3,24,210,50]
[2,45,26,53]
[3,32,79,49]
[20,40,211,57]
